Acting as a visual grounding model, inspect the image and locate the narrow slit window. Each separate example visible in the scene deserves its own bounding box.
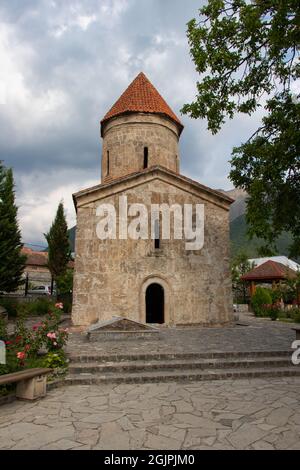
[107,150,110,175]
[192,212,197,230]
[154,219,160,249]
[143,147,148,169]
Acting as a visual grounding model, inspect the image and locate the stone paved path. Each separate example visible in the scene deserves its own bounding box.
[66,313,298,356]
[1,377,300,450]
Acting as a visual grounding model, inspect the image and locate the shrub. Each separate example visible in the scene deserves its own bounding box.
[0,304,69,395]
[58,295,72,313]
[0,297,63,319]
[270,288,282,303]
[8,303,65,361]
[56,270,73,314]
[24,298,54,317]
[251,287,272,317]
[0,349,22,395]
[0,314,7,341]
[0,298,18,318]
[45,328,68,352]
[263,303,281,321]
[56,269,73,295]
[43,350,68,370]
[290,308,300,323]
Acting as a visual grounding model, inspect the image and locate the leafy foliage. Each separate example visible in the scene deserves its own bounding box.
[5,304,68,361]
[0,303,69,395]
[56,269,73,295]
[43,350,68,370]
[290,308,300,323]
[231,251,254,302]
[263,303,281,321]
[0,162,26,292]
[182,0,300,256]
[230,213,296,259]
[24,298,55,317]
[0,298,18,317]
[251,286,272,316]
[0,298,58,318]
[0,314,7,341]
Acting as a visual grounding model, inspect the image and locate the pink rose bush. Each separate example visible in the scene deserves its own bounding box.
[46,329,68,351]
[11,302,69,366]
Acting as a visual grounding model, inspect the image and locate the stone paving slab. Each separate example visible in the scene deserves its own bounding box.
[0,377,300,450]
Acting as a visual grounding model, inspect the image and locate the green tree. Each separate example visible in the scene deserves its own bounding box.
[182,0,300,257]
[56,269,73,295]
[56,268,74,313]
[231,251,253,303]
[44,202,71,283]
[0,162,26,292]
[284,270,300,305]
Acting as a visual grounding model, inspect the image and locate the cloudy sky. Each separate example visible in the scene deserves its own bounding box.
[0,0,262,247]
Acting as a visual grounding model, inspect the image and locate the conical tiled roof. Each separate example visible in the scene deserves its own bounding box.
[101,72,183,134]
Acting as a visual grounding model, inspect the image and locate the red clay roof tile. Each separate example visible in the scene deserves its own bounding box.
[22,248,74,269]
[241,260,297,281]
[101,72,183,134]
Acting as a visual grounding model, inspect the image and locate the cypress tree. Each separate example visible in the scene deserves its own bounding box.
[0,162,26,292]
[45,202,70,281]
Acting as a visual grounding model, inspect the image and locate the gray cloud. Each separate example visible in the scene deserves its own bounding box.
[0,0,262,245]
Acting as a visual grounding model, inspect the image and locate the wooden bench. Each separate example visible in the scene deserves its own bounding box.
[0,368,52,400]
[292,327,300,341]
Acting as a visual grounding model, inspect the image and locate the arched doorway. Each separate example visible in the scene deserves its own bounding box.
[146,283,164,324]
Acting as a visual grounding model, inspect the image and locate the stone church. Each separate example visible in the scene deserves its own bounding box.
[72,72,233,327]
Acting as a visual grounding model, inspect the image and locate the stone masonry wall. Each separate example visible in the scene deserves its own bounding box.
[101,114,180,183]
[72,177,233,326]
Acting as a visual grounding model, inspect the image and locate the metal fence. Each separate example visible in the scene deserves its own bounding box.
[0,273,72,313]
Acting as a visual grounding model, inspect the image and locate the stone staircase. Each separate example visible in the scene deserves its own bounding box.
[66,350,300,385]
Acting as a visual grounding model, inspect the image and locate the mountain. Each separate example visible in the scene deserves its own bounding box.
[218,188,247,222]
[222,189,295,260]
[229,213,293,258]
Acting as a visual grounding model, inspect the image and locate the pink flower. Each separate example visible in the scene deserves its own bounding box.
[55,302,63,310]
[17,351,25,360]
[32,322,42,331]
[47,332,57,340]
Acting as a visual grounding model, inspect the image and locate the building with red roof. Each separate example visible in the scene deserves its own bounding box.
[72,72,233,327]
[241,260,297,297]
[101,72,183,136]
[21,247,74,285]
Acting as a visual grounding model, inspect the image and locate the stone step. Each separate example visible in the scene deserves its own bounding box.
[68,356,293,374]
[68,349,291,363]
[65,366,300,385]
